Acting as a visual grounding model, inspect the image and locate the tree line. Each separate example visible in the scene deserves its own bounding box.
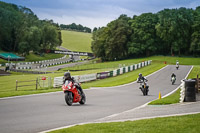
[60,23,92,33]
[0,1,62,56]
[92,7,200,61]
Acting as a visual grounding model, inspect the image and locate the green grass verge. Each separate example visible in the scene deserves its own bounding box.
[149,89,181,105]
[49,113,200,133]
[187,65,200,79]
[61,30,92,52]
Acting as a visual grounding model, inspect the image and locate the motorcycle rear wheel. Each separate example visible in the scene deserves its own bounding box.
[65,92,73,106]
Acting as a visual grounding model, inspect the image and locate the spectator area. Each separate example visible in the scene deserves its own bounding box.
[0,53,25,61]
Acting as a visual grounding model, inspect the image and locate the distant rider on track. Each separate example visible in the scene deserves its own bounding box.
[137,73,148,83]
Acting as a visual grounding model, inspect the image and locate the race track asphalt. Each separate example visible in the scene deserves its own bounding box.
[0,65,192,133]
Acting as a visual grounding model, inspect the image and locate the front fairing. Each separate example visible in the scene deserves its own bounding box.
[62,80,73,91]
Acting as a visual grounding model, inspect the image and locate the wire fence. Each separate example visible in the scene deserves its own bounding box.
[15,76,52,91]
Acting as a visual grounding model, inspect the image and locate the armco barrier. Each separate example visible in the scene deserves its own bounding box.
[73,73,97,82]
[97,72,109,79]
[53,60,152,87]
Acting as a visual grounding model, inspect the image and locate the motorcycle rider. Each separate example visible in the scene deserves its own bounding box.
[63,72,83,94]
[171,72,176,80]
[176,60,179,65]
[137,73,148,83]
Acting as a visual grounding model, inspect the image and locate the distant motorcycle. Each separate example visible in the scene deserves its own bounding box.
[176,64,179,70]
[62,80,86,106]
[171,76,176,85]
[139,81,149,96]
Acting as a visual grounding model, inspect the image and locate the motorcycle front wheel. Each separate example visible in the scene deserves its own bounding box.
[79,92,86,105]
[65,91,73,106]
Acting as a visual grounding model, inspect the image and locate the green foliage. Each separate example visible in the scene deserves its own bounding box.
[92,15,132,61]
[60,23,91,33]
[190,6,200,56]
[129,13,159,56]
[92,6,200,60]
[50,113,200,133]
[0,1,62,55]
[156,8,194,56]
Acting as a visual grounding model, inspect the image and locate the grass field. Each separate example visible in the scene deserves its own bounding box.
[50,113,200,133]
[61,30,92,52]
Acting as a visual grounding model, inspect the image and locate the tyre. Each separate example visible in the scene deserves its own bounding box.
[145,88,148,95]
[65,92,73,106]
[142,88,146,96]
[79,93,86,105]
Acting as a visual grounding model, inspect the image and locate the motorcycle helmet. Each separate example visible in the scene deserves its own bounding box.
[139,73,142,76]
[64,72,71,80]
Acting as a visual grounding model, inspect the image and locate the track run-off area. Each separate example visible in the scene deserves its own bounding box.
[0,65,192,133]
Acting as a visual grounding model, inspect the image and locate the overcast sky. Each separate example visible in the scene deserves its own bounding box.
[2,0,200,29]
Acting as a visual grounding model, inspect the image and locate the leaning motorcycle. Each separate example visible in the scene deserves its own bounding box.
[139,81,149,96]
[171,76,176,85]
[62,80,86,106]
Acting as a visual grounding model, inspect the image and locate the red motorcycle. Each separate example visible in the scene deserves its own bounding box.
[62,80,86,106]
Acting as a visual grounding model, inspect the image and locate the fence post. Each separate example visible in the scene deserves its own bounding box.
[36,78,38,90]
[16,80,18,91]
